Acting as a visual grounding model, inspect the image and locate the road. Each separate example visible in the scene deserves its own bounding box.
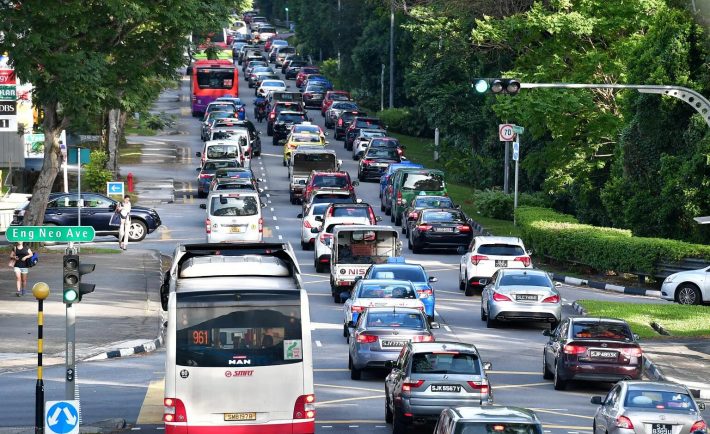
[0,51,687,433]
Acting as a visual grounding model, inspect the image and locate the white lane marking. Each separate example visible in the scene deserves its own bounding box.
[273,216,277,221]
[315,340,322,347]
[270,207,274,211]
[266,193,270,197]
[278,235,283,240]
[275,225,280,230]
[444,325,452,332]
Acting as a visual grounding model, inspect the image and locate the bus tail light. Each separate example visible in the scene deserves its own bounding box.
[293,394,316,419]
[164,398,187,422]
[205,219,212,234]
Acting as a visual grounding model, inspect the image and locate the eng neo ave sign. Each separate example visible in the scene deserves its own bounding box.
[5,226,96,243]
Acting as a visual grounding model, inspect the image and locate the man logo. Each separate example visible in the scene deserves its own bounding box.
[228,359,252,365]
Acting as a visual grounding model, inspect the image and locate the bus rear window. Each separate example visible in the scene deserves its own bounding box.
[197,68,235,89]
[176,303,303,367]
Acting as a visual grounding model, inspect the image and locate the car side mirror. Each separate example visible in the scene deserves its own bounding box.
[483,361,492,371]
[376,216,382,222]
[353,276,363,282]
[590,396,604,405]
[196,167,202,171]
[429,322,440,329]
[310,227,320,234]
[339,291,351,303]
[400,156,408,161]
[352,181,359,186]
[324,132,329,136]
[633,333,640,341]
[697,402,706,410]
[199,204,207,209]
[261,202,267,208]
[384,360,394,370]
[542,329,551,336]
[195,152,202,157]
[527,249,534,255]
[314,216,323,222]
[457,246,466,255]
[355,198,363,204]
[297,213,303,218]
[554,281,562,288]
[429,276,438,282]
[347,320,355,328]
[108,203,116,211]
[400,145,406,149]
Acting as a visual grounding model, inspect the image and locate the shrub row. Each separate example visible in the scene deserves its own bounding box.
[473,190,552,220]
[515,207,710,276]
[376,108,432,137]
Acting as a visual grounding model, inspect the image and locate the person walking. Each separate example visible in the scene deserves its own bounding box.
[9,241,32,296]
[116,195,132,250]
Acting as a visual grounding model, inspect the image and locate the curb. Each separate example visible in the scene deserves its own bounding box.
[552,273,661,298]
[571,301,587,315]
[0,418,126,434]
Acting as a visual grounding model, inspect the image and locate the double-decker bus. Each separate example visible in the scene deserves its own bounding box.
[162,243,315,434]
[191,60,239,117]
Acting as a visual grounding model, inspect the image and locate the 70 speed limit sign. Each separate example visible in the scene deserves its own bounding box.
[499,124,516,141]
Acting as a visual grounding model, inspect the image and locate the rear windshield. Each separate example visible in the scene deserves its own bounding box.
[331,206,369,218]
[215,170,252,179]
[401,173,444,191]
[366,312,425,328]
[421,210,465,223]
[262,80,284,87]
[259,26,276,33]
[355,118,382,128]
[313,175,348,188]
[499,273,551,287]
[332,102,358,110]
[203,160,238,171]
[370,138,400,148]
[306,84,326,92]
[572,322,633,340]
[301,68,319,74]
[207,104,235,113]
[278,113,306,123]
[455,423,542,434]
[211,131,248,142]
[370,266,426,282]
[358,284,416,299]
[176,292,302,367]
[210,195,259,216]
[311,203,330,216]
[312,195,354,205]
[330,93,350,101]
[215,182,254,191]
[623,390,697,411]
[477,244,525,256]
[412,352,481,375]
[206,145,239,159]
[415,197,453,208]
[365,148,398,159]
[196,68,234,89]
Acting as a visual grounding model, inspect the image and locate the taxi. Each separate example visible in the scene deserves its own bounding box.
[290,122,327,143]
[283,133,327,166]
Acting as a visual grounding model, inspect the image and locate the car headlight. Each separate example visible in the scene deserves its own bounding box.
[663,274,676,283]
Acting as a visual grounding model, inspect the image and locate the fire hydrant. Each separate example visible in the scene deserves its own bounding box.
[127,172,134,193]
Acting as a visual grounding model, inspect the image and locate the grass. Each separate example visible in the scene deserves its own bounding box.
[119,142,144,164]
[390,132,521,237]
[124,126,157,136]
[577,300,710,339]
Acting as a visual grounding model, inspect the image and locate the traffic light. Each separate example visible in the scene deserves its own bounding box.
[62,254,95,304]
[473,78,521,95]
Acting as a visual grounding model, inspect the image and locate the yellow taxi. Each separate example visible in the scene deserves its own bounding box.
[283,133,327,166]
[290,122,327,143]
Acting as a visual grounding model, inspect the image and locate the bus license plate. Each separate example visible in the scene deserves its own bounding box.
[224,412,256,421]
[230,227,242,233]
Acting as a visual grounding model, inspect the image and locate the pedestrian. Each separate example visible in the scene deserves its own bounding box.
[9,241,32,296]
[116,195,131,250]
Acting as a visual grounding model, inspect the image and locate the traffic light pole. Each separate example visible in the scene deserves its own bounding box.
[503,141,510,194]
[65,246,77,401]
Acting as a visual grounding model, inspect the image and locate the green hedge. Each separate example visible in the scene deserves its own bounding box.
[473,190,552,220]
[515,207,710,276]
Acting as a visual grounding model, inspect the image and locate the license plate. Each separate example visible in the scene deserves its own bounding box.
[230,227,242,233]
[381,340,405,348]
[495,260,508,267]
[224,412,256,421]
[515,294,538,301]
[430,384,461,393]
[435,227,454,232]
[652,424,672,434]
[589,350,618,359]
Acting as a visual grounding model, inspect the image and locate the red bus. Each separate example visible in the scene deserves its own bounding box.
[191,60,239,117]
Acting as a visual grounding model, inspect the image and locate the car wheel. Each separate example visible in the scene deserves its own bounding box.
[553,362,567,390]
[333,293,340,304]
[301,240,308,250]
[350,364,361,380]
[385,206,391,216]
[464,280,476,297]
[343,323,349,338]
[390,213,395,223]
[486,313,497,328]
[412,240,422,254]
[315,260,325,273]
[543,350,553,380]
[128,220,148,242]
[394,214,402,226]
[384,397,393,424]
[267,125,273,136]
[676,283,702,305]
[550,320,559,330]
[282,159,286,167]
[358,171,364,182]
[401,222,406,234]
[392,409,407,434]
[273,137,279,146]
[459,271,466,291]
[380,202,385,212]
[480,305,487,321]
[197,190,206,199]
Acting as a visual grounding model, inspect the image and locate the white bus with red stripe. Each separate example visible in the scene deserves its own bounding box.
[161,243,315,434]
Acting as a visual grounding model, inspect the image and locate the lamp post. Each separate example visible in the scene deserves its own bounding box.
[285,7,289,30]
[33,282,50,434]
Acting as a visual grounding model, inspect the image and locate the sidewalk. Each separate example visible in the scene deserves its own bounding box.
[644,340,710,400]
[0,249,166,373]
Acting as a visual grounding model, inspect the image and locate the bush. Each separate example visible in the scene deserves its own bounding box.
[515,207,710,276]
[376,107,431,137]
[473,190,553,220]
[84,150,114,193]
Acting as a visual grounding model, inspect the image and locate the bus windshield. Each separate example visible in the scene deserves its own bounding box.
[197,68,235,89]
[176,293,303,367]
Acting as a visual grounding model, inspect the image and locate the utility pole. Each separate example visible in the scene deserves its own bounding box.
[337,0,341,72]
[388,1,394,108]
[381,64,385,111]
[503,141,510,194]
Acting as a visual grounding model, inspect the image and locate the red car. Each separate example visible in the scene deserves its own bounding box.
[266,101,305,136]
[320,91,351,117]
[295,67,320,88]
[264,37,275,52]
[302,171,359,206]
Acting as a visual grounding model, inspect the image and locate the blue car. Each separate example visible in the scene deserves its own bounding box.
[379,162,423,199]
[303,75,333,90]
[362,259,438,321]
[215,95,246,120]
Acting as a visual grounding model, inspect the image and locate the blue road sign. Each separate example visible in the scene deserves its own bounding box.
[106,181,124,196]
[45,400,80,434]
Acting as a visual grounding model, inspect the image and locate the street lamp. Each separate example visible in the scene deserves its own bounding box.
[285,7,289,30]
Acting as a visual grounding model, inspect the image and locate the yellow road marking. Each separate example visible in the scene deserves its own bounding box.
[316,394,385,406]
[314,383,382,393]
[137,379,165,424]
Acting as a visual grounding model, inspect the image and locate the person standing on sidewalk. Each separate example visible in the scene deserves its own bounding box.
[116,195,132,250]
[9,241,32,296]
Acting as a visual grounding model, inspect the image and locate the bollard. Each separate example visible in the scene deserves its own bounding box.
[127,172,134,193]
[33,282,50,434]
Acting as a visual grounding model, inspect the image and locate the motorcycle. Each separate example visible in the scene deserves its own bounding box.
[254,100,268,123]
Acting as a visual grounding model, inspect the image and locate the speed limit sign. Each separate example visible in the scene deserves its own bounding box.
[499,124,515,141]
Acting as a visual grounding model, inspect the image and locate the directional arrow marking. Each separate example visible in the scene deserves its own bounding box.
[63,407,77,425]
[48,407,62,425]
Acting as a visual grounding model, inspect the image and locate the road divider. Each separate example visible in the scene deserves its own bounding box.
[552,273,661,298]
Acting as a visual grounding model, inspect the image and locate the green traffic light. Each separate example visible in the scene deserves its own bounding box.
[473,79,489,93]
[64,289,78,303]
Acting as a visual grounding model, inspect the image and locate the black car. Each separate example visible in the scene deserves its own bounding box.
[283,59,306,76]
[408,208,473,253]
[272,110,307,146]
[345,117,386,150]
[302,82,327,108]
[11,192,162,242]
[358,147,401,182]
[334,110,367,140]
[401,195,455,236]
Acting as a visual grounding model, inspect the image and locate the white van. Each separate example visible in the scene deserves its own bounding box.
[202,191,264,242]
[197,140,245,168]
[209,128,252,167]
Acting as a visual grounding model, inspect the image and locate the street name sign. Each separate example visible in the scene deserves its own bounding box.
[512,125,525,134]
[45,400,80,434]
[5,226,96,243]
[106,181,125,196]
[499,124,515,141]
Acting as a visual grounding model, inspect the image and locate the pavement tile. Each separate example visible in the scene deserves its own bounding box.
[643,339,710,399]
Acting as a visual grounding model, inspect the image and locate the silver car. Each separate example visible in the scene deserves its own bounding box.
[325,101,359,128]
[385,341,493,430]
[481,268,562,329]
[591,381,707,434]
[434,406,543,434]
[348,307,437,380]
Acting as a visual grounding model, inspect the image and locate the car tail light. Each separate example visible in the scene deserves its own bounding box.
[417,224,433,231]
[467,381,490,395]
[470,254,489,265]
[205,219,211,234]
[402,379,424,392]
[690,421,707,433]
[199,174,212,179]
[492,291,512,302]
[368,207,377,224]
[338,118,343,126]
[164,398,187,422]
[514,256,532,267]
[457,225,472,232]
[304,220,313,228]
[418,289,432,298]
[397,148,403,156]
[351,305,365,313]
[563,344,587,355]
[293,394,316,419]
[620,347,643,358]
[408,211,419,219]
[269,112,276,120]
[320,233,333,244]
[412,335,434,342]
[258,217,263,233]
[396,191,403,205]
[542,294,560,303]
[355,333,377,344]
[361,159,373,165]
[615,416,634,430]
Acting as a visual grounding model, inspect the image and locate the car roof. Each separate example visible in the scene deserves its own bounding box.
[476,236,524,245]
[499,268,549,277]
[279,110,306,115]
[358,279,414,287]
[449,406,540,423]
[370,263,424,270]
[409,341,479,353]
[569,317,630,325]
[329,202,370,208]
[312,170,348,177]
[364,306,423,314]
[622,381,689,393]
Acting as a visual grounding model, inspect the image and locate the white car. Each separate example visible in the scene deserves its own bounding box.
[298,203,330,250]
[342,279,425,337]
[314,219,369,273]
[256,79,287,98]
[661,266,709,305]
[202,191,264,243]
[458,236,532,296]
[352,129,386,160]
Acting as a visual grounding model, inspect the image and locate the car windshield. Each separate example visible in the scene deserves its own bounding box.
[370,267,426,282]
[366,312,425,328]
[623,390,697,411]
[365,148,398,159]
[206,145,239,159]
[455,423,542,434]
[210,195,259,217]
[310,203,330,216]
[412,352,481,375]
[278,113,306,123]
[572,322,634,340]
[313,175,348,188]
[203,160,238,171]
[262,80,284,87]
[422,210,466,223]
[331,207,369,218]
[499,273,551,287]
[415,197,453,208]
[477,244,525,256]
[401,173,445,191]
[358,284,416,299]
